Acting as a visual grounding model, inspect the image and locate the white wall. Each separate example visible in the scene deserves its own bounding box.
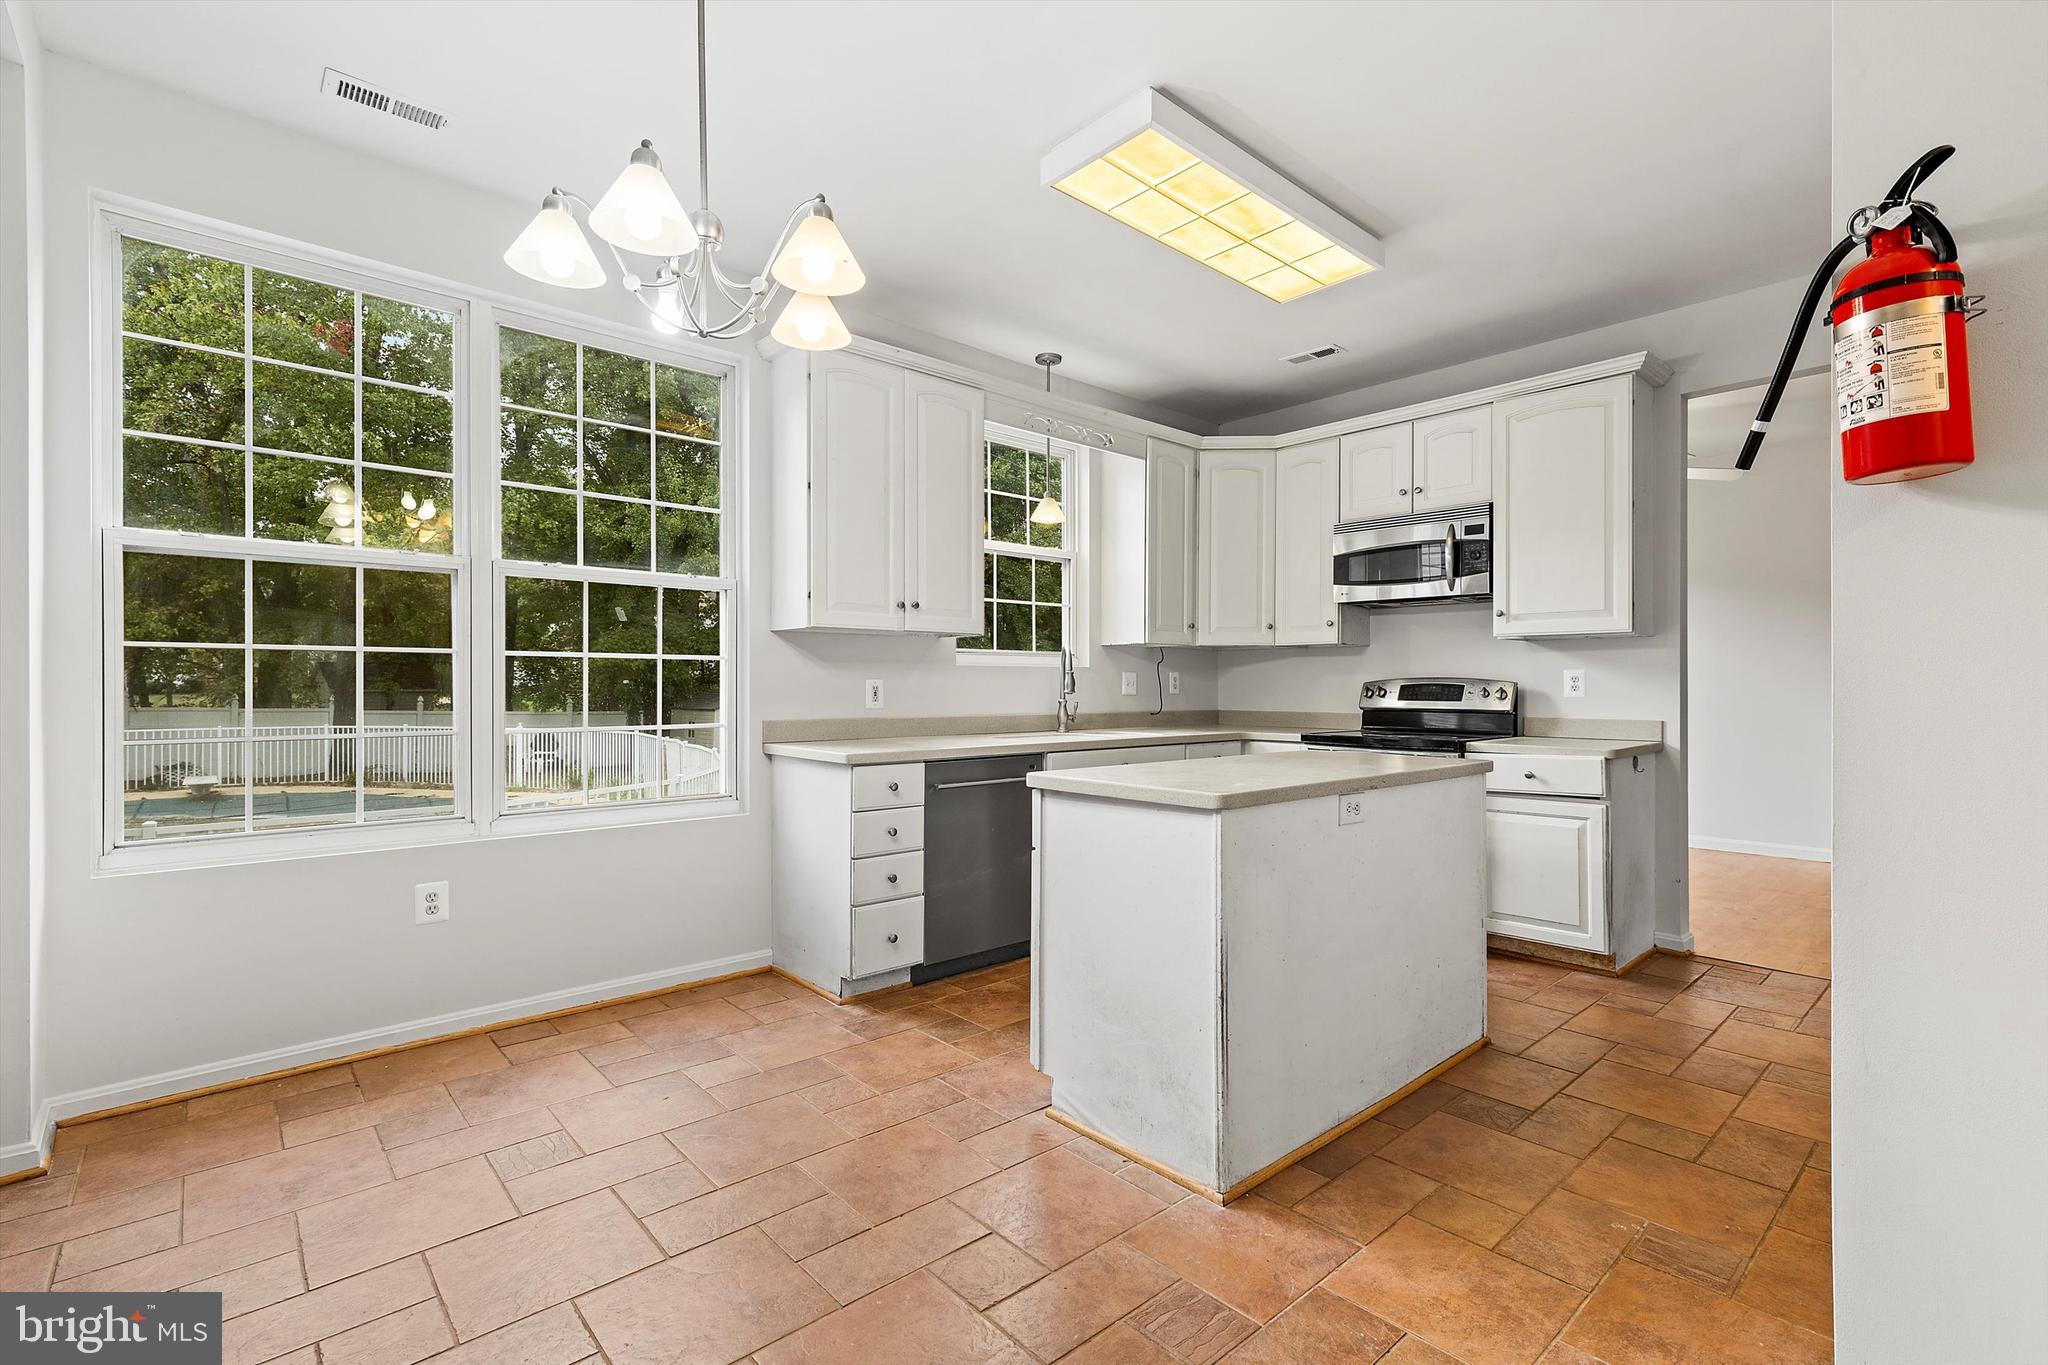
[1685,375,1831,860]
[0,0,46,1173]
[1830,3,2048,1357]
[12,54,1214,1158]
[1216,280,1828,948]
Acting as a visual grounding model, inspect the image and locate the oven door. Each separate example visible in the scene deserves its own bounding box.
[1333,510,1491,604]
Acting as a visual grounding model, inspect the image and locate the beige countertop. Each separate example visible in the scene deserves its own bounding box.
[1026,751,1493,812]
[762,726,1302,765]
[1466,735,1663,760]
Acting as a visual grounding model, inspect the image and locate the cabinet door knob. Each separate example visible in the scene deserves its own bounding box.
[895,600,906,609]
[886,932,899,944]
[1188,622,1197,630]
[1266,623,1275,630]
[910,601,920,609]
[1326,619,1335,627]
[1495,609,1505,618]
[886,873,899,884]
[885,826,898,838]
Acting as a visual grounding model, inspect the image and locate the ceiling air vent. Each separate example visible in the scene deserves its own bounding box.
[320,68,448,131]
[1281,344,1345,365]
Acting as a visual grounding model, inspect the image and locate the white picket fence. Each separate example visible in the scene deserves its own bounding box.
[123,721,455,790]
[502,724,723,807]
[122,708,723,805]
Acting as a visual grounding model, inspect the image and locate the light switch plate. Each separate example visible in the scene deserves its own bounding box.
[1120,672,1137,696]
[414,881,449,925]
[864,679,884,709]
[1338,793,1367,825]
[1563,669,1587,699]
[1168,670,1181,696]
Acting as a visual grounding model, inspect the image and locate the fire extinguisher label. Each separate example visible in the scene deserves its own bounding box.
[1834,310,1949,433]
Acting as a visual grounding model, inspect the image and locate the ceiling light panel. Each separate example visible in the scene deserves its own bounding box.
[1043,88,1384,302]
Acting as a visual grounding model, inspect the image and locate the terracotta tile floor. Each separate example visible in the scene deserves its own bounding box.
[1690,848,1831,978]
[0,952,1834,1363]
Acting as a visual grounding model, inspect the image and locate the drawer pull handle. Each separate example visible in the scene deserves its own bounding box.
[885,826,898,838]
[887,933,899,944]
[886,873,899,884]
[887,781,899,792]
[1524,771,1537,780]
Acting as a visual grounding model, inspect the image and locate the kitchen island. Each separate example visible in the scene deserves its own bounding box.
[1027,750,1492,1201]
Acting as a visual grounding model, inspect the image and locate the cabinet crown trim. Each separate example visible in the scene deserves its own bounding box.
[1207,351,1670,451]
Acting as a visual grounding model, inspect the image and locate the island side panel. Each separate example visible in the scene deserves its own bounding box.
[1217,774,1488,1190]
[1035,791,1224,1191]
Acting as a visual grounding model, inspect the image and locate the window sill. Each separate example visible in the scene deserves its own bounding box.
[954,650,1062,669]
[95,795,745,877]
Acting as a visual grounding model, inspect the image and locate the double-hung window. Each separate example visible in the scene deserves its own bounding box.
[103,210,739,862]
[958,427,1073,656]
[109,229,464,848]
[495,324,731,813]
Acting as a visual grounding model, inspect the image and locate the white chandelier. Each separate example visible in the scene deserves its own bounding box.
[502,0,864,350]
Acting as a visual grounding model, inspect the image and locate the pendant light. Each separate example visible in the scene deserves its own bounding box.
[1029,353,1068,527]
[503,0,864,348]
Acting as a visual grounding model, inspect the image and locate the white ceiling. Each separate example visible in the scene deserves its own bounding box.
[30,0,1832,425]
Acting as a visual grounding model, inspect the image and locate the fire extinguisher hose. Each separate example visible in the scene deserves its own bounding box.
[1734,145,1957,473]
[1734,234,1859,471]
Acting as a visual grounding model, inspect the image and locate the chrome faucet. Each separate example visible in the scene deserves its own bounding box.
[1055,647,1079,733]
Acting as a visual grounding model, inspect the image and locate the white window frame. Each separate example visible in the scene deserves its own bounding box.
[487,309,737,829]
[957,422,1088,669]
[90,196,747,873]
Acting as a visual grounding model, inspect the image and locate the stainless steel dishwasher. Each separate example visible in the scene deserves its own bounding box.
[913,753,1042,982]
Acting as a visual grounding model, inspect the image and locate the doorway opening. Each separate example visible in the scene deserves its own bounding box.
[1684,373,1831,976]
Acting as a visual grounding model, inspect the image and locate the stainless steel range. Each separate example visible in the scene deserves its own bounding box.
[1300,677,1519,755]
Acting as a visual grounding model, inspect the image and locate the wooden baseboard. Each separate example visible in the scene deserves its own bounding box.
[0,1162,50,1189]
[56,965,774,1131]
[770,966,846,1005]
[1047,1035,1489,1205]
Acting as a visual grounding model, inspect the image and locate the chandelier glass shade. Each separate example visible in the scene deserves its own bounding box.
[502,0,863,349]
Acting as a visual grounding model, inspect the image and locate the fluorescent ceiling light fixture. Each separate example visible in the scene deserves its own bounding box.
[1043,89,1384,302]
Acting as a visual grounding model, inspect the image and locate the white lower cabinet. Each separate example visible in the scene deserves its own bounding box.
[1184,740,1245,759]
[1481,750,1656,963]
[770,756,931,995]
[1485,795,1608,953]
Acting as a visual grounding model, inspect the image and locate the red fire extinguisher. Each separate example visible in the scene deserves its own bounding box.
[1740,146,1983,483]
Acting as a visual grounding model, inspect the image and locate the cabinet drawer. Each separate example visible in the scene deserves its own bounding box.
[852,898,923,977]
[852,807,925,857]
[1185,740,1245,759]
[851,850,923,905]
[1484,754,1605,798]
[852,762,925,810]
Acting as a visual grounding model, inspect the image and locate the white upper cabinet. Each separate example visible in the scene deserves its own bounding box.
[903,373,985,635]
[1101,438,1197,647]
[1337,423,1414,523]
[1492,375,1637,638]
[1196,448,1275,646]
[772,351,982,634]
[1274,438,1351,646]
[1411,406,1493,512]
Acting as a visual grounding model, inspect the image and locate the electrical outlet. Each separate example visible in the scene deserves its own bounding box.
[1563,669,1587,699]
[1338,793,1367,825]
[414,881,449,925]
[864,679,884,709]
[1168,670,1181,696]
[1120,671,1137,696]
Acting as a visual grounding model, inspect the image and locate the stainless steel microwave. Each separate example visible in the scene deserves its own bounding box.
[1333,505,1492,606]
